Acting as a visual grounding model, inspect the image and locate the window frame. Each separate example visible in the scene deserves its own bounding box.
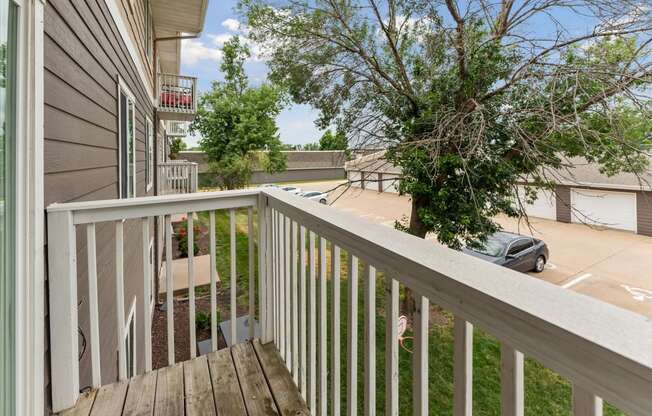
[507,238,534,257]
[144,0,152,62]
[145,116,153,192]
[117,77,137,199]
[2,0,45,413]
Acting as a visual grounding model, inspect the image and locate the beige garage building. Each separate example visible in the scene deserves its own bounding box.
[346,153,652,236]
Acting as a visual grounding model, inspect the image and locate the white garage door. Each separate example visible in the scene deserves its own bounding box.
[382,175,399,193]
[364,172,378,190]
[517,186,556,220]
[571,188,637,232]
[348,171,361,187]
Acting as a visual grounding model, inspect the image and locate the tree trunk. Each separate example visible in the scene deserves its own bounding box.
[403,195,429,316]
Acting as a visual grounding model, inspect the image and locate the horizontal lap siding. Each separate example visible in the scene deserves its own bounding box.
[44,0,155,412]
[636,191,652,236]
[555,185,572,223]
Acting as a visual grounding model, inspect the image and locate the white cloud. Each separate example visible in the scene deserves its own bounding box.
[208,33,235,46]
[208,32,266,63]
[222,18,242,31]
[181,38,222,66]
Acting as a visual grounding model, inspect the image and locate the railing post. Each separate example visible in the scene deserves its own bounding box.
[47,210,80,412]
[573,385,603,416]
[258,194,271,343]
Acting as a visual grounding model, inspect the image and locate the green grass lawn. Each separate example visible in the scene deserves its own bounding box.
[195,210,624,416]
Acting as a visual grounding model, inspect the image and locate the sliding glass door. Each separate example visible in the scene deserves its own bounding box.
[0,0,17,413]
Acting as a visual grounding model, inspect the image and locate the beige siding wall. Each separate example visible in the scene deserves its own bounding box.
[44,0,157,410]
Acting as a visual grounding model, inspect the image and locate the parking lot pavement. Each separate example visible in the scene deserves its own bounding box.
[293,180,652,318]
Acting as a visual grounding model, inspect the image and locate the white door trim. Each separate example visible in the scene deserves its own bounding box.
[12,0,45,414]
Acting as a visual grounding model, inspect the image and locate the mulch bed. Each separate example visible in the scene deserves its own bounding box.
[151,288,250,369]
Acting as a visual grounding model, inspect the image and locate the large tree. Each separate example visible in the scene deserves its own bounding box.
[319,129,348,150]
[242,0,652,247]
[191,36,286,189]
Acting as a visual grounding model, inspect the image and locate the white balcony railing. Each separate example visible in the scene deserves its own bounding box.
[46,189,652,414]
[157,73,197,119]
[159,160,198,194]
[165,120,189,137]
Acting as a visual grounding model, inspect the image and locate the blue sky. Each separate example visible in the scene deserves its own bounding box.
[180,0,322,147]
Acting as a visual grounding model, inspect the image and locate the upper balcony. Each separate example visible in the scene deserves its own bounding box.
[157,73,198,121]
[165,120,189,137]
[47,189,652,415]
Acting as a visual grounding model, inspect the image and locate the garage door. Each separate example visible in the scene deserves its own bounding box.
[364,172,378,190]
[571,188,637,232]
[382,175,399,193]
[517,186,556,220]
[348,171,361,187]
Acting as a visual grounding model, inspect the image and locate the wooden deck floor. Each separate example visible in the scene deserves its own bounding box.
[58,340,309,416]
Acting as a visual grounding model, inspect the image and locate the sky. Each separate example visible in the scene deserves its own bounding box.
[180,0,322,148]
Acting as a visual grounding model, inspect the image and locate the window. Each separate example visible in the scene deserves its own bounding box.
[124,299,137,378]
[145,117,153,192]
[507,239,533,256]
[118,80,136,198]
[144,0,152,62]
[0,1,18,412]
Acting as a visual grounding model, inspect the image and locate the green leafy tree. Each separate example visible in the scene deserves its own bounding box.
[243,0,652,245]
[191,36,286,189]
[243,0,652,311]
[302,142,320,151]
[168,138,187,160]
[319,129,347,150]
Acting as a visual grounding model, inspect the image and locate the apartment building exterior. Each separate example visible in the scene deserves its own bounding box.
[2,0,205,413]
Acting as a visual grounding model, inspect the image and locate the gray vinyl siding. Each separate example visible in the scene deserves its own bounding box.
[44,0,156,410]
[636,191,652,236]
[555,185,572,223]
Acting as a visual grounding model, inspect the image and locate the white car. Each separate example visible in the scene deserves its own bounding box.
[300,191,329,204]
[281,186,302,194]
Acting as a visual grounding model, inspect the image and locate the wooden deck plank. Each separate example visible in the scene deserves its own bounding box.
[89,380,129,416]
[122,371,158,416]
[183,355,217,416]
[231,342,280,416]
[57,390,96,416]
[206,349,248,416]
[57,340,307,416]
[154,363,185,416]
[253,340,310,416]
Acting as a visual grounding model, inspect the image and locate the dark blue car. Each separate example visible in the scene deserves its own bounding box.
[463,231,549,273]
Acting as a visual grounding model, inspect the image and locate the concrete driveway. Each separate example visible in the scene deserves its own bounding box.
[294,180,652,318]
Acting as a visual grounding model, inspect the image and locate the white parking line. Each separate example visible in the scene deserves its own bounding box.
[561,273,593,289]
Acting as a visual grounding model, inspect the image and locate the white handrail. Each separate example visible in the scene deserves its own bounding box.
[46,188,652,415]
[47,190,263,412]
[262,188,652,416]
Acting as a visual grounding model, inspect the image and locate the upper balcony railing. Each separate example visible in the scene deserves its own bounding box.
[157,73,197,121]
[165,120,189,137]
[46,189,652,414]
[158,160,198,194]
